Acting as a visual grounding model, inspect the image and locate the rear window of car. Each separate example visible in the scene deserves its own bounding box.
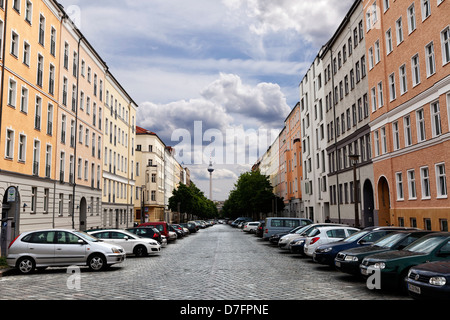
[22,231,56,244]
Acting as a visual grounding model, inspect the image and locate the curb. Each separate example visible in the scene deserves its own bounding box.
[0,268,14,277]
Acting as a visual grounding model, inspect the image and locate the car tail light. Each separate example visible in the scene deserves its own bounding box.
[309,237,320,245]
[8,234,20,249]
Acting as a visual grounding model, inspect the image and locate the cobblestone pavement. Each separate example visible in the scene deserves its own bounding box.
[0,224,411,300]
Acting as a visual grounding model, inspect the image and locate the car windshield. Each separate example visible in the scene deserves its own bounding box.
[342,230,369,242]
[294,225,311,234]
[404,236,447,254]
[372,233,406,248]
[74,230,100,242]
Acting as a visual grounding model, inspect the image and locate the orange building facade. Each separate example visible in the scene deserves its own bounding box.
[365,0,450,230]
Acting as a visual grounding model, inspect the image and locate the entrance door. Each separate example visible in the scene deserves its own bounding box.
[79,197,87,231]
[377,177,391,226]
[363,180,375,227]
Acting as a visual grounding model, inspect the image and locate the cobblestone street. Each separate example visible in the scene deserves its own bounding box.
[0,224,410,301]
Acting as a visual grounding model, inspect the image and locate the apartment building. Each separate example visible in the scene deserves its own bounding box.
[300,54,329,223]
[364,0,450,230]
[135,126,167,223]
[102,72,137,229]
[0,1,139,239]
[0,0,62,233]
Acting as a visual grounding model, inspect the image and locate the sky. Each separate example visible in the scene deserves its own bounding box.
[58,0,355,201]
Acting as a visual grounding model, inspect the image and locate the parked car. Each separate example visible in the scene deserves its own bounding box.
[335,230,433,275]
[139,221,171,240]
[304,226,360,258]
[313,226,419,267]
[168,224,185,238]
[360,232,450,291]
[406,261,450,299]
[7,229,126,274]
[126,227,168,247]
[263,217,313,240]
[255,221,265,238]
[188,221,201,231]
[243,222,260,233]
[88,229,161,257]
[278,223,347,251]
[269,225,305,245]
[231,217,252,227]
[172,224,189,235]
[180,222,197,233]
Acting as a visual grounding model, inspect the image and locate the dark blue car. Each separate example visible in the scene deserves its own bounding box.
[406,261,450,300]
[313,226,419,267]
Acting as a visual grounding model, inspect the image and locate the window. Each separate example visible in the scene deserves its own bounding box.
[396,172,404,200]
[408,4,416,34]
[36,54,43,87]
[25,0,32,23]
[13,0,20,13]
[11,31,19,57]
[8,79,17,107]
[47,103,53,136]
[72,85,77,112]
[377,82,384,108]
[411,54,421,86]
[49,64,55,95]
[442,27,450,65]
[50,28,56,56]
[408,170,417,199]
[20,86,28,113]
[404,115,412,147]
[18,133,26,162]
[399,64,408,95]
[381,127,387,154]
[431,101,441,137]
[386,29,393,54]
[416,108,426,142]
[31,187,37,213]
[396,18,403,45]
[5,129,14,159]
[72,51,77,77]
[38,15,45,46]
[369,47,374,69]
[374,130,380,156]
[32,140,40,176]
[389,73,396,101]
[64,42,69,69]
[383,0,390,11]
[436,163,447,197]
[375,40,381,64]
[425,42,435,76]
[62,77,67,106]
[421,0,431,20]
[371,87,377,112]
[421,166,431,199]
[23,41,30,66]
[45,146,51,178]
[393,121,400,150]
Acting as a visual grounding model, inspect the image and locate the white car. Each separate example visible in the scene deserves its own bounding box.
[278,223,347,250]
[304,226,360,258]
[7,229,126,274]
[243,222,260,233]
[88,229,161,257]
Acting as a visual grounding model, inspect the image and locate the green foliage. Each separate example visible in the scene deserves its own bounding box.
[222,170,283,220]
[168,182,218,219]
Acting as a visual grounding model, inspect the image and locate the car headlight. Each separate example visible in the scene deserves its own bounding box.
[111,247,122,254]
[344,255,358,262]
[429,277,446,286]
[321,247,332,253]
[373,262,386,269]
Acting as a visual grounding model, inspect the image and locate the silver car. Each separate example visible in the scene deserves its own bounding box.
[7,229,126,275]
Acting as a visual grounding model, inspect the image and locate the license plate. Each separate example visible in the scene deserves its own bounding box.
[335,261,341,267]
[408,283,421,295]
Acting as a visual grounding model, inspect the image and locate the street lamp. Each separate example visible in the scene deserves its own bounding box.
[349,153,360,228]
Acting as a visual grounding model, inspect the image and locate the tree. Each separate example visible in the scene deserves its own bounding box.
[223,170,280,220]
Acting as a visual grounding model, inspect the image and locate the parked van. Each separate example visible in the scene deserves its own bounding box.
[263,217,312,240]
[139,222,172,241]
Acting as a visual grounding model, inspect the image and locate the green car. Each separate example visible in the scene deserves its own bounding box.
[359,232,450,291]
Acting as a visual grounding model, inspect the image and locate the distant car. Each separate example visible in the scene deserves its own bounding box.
[269,225,305,245]
[169,224,184,238]
[278,223,347,251]
[188,221,201,231]
[7,229,126,274]
[335,230,433,275]
[243,222,260,233]
[313,226,419,267]
[360,232,450,291]
[180,223,197,233]
[88,229,161,257]
[406,261,450,300]
[304,226,360,258]
[231,217,252,228]
[255,221,265,238]
[126,227,168,247]
[172,224,189,235]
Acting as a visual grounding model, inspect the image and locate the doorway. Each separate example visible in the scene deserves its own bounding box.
[377,176,391,226]
[79,197,87,231]
[363,180,374,227]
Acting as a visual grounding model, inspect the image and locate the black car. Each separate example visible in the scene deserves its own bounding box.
[126,226,165,245]
[180,222,197,233]
[169,224,184,238]
[406,261,450,300]
[335,230,434,275]
[313,226,419,267]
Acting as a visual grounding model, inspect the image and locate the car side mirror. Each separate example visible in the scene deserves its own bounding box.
[78,239,86,245]
[124,236,129,241]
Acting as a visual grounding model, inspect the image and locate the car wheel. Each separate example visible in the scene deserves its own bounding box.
[17,257,36,275]
[134,245,148,257]
[88,254,106,271]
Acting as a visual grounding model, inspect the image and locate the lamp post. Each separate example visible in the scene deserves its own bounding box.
[208,160,214,201]
[349,153,360,228]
